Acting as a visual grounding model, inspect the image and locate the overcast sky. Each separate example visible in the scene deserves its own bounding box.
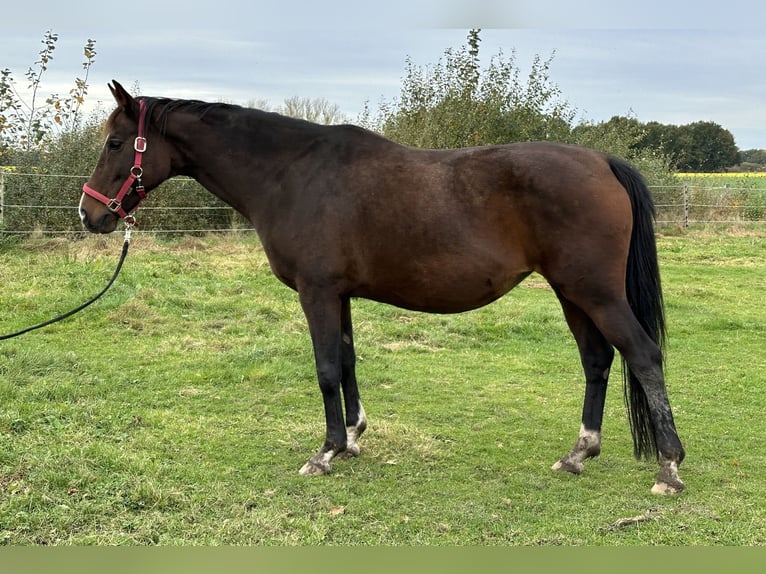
[2,0,765,149]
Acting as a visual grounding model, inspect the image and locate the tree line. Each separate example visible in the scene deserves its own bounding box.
[572,115,748,173]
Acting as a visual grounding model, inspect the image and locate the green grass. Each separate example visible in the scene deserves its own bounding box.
[1,228,765,545]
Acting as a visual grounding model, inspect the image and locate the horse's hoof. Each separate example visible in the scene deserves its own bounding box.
[298,457,332,476]
[552,458,584,475]
[652,458,684,495]
[337,444,360,459]
[651,479,685,495]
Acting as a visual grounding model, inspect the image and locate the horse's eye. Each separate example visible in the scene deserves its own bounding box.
[107,139,123,151]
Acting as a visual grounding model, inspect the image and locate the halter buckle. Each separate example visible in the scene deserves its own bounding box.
[134,136,147,153]
[107,198,123,213]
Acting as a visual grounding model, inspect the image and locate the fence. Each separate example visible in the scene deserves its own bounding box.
[652,182,766,226]
[1,169,765,235]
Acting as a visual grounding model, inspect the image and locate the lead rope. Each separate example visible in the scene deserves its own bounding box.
[0,220,134,341]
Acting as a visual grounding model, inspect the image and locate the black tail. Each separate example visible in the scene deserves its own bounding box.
[608,156,666,461]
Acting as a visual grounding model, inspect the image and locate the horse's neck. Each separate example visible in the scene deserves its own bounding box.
[172,109,318,218]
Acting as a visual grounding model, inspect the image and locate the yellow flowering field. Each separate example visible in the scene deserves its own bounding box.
[676,172,766,193]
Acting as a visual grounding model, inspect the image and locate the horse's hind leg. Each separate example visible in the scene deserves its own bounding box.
[552,293,615,475]
[578,298,685,494]
[337,297,367,459]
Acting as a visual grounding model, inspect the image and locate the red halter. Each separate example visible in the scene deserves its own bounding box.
[82,99,149,222]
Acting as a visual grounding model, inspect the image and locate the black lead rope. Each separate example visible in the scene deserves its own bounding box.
[0,225,133,341]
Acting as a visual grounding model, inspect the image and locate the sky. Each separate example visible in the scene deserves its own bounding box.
[2,0,765,150]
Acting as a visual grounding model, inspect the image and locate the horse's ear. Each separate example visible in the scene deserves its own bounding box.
[108,80,139,119]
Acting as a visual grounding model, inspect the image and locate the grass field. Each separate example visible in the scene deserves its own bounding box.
[1,228,765,545]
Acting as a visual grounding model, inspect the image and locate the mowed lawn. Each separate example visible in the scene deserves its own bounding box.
[0,227,764,545]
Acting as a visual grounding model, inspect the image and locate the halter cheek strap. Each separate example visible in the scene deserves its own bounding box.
[82,99,149,221]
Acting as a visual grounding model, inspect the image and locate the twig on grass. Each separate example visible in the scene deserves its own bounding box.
[603,507,664,531]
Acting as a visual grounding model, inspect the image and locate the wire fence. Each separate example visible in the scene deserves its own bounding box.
[652,182,766,226]
[1,170,765,236]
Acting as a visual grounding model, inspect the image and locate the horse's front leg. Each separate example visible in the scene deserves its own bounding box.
[297,289,348,476]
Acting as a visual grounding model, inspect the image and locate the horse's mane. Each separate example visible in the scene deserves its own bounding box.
[105,94,376,147]
[139,97,239,136]
[109,96,325,138]
[104,96,231,136]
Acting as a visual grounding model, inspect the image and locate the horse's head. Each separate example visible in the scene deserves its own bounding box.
[79,81,174,233]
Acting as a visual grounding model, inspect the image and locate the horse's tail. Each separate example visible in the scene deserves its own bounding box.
[608,156,665,461]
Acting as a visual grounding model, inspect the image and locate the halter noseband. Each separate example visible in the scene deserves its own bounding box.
[82,99,149,222]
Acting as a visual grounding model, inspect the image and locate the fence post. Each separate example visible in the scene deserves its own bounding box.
[682,182,689,228]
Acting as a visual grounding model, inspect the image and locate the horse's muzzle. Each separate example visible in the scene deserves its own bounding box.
[80,207,118,234]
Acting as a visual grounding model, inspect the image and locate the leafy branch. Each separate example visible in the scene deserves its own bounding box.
[0,30,97,154]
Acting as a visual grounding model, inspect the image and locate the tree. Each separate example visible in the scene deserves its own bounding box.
[570,115,644,155]
[737,149,766,172]
[740,149,766,165]
[634,120,740,172]
[363,29,575,148]
[639,122,676,159]
[0,31,96,161]
[675,121,739,172]
[569,115,676,187]
[279,96,348,125]
[246,96,348,125]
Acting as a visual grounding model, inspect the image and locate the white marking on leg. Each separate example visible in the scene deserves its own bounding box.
[576,424,601,453]
[300,401,367,473]
[552,424,602,474]
[651,460,683,495]
[345,401,366,457]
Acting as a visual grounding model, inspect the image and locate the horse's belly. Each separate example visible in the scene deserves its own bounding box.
[360,267,532,314]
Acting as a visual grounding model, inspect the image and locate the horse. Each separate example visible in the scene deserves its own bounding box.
[79,81,685,494]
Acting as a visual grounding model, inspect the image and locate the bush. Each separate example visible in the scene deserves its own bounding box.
[362,29,575,149]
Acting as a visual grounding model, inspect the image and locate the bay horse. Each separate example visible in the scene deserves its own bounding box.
[79,81,685,494]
